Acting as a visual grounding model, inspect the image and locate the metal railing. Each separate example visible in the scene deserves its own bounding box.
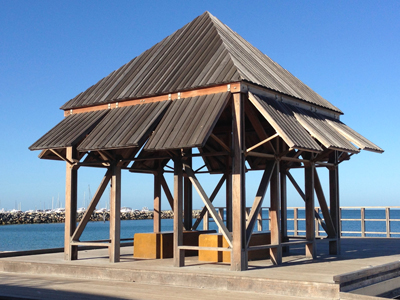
[201,206,400,238]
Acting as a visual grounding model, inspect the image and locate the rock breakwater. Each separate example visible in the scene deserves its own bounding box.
[0,210,201,225]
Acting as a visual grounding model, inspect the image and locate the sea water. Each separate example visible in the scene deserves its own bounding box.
[1,209,400,252]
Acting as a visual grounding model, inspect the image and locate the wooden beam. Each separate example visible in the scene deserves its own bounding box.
[246,133,279,153]
[280,162,288,244]
[72,169,112,241]
[314,169,337,238]
[173,157,184,267]
[305,163,316,258]
[225,145,232,232]
[183,150,193,231]
[64,147,78,261]
[329,151,341,255]
[160,174,174,210]
[270,157,282,264]
[192,174,226,230]
[154,169,162,233]
[231,93,247,271]
[245,161,275,246]
[49,149,74,165]
[183,164,232,248]
[109,163,121,263]
[210,133,230,152]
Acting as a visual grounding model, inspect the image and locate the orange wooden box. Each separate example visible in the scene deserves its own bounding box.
[198,231,271,262]
[133,230,216,259]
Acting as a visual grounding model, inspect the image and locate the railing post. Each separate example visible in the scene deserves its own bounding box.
[257,208,263,231]
[294,208,298,236]
[386,207,390,238]
[203,210,209,230]
[315,207,320,238]
[218,208,224,233]
[361,208,365,237]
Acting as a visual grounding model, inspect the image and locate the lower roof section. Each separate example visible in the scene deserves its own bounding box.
[77,101,171,151]
[145,92,231,151]
[29,110,108,151]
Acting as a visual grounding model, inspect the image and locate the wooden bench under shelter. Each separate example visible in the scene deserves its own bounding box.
[29,11,383,271]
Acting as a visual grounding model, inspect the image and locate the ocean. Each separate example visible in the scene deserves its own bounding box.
[1,208,399,252]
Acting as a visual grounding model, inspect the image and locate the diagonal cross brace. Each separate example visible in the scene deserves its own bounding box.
[245,161,276,247]
[192,174,226,230]
[183,164,232,248]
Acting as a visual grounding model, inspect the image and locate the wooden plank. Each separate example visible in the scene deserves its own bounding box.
[269,156,282,265]
[154,170,162,233]
[280,163,288,244]
[173,157,184,267]
[305,163,315,259]
[246,133,279,153]
[314,169,337,238]
[72,169,112,241]
[64,147,78,261]
[192,174,226,230]
[49,149,74,165]
[183,164,232,248]
[231,93,247,271]
[178,246,232,251]
[160,174,174,210]
[225,150,232,232]
[210,133,230,152]
[245,161,275,246]
[109,163,121,263]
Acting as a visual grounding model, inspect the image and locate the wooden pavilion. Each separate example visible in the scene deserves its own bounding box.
[29,12,383,271]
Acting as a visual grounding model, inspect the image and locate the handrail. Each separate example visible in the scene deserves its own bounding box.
[199,206,400,238]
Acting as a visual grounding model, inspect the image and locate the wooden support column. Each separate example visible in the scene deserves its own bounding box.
[183,149,193,231]
[64,147,78,260]
[305,162,316,259]
[173,157,184,267]
[154,167,162,233]
[280,163,289,251]
[109,163,121,263]
[231,93,247,271]
[329,151,341,255]
[225,145,232,232]
[270,159,282,264]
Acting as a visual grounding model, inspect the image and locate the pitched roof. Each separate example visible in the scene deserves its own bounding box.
[61,12,342,114]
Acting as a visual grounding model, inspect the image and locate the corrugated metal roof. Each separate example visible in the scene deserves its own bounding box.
[145,92,231,151]
[293,107,360,153]
[248,92,323,152]
[326,119,384,153]
[77,101,171,151]
[29,110,108,151]
[60,12,341,114]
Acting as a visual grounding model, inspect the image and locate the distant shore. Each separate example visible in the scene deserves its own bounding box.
[0,210,201,226]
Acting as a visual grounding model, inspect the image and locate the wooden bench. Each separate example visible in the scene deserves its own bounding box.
[133,230,216,259]
[198,231,271,262]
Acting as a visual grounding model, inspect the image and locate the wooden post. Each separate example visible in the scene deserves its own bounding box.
[329,151,340,255]
[361,207,365,237]
[386,207,390,238]
[109,163,121,263]
[305,162,315,259]
[231,93,247,271]
[154,168,162,233]
[294,208,298,236]
[203,210,209,230]
[280,165,288,251]
[270,158,282,264]
[315,208,320,237]
[173,157,184,267]
[183,150,193,231]
[64,147,78,261]
[257,209,263,231]
[225,140,233,232]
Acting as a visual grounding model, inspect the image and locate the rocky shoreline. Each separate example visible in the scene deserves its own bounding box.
[0,210,201,225]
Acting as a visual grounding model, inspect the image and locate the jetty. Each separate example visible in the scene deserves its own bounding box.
[22,11,388,298]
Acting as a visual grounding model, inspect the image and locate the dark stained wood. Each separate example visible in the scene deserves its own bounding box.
[231,93,247,271]
[225,148,232,232]
[64,147,78,261]
[280,162,288,244]
[305,163,315,258]
[173,157,184,267]
[183,149,193,231]
[329,151,341,255]
[154,169,162,233]
[160,174,174,210]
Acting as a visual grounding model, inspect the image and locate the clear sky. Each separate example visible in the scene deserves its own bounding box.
[0,0,399,211]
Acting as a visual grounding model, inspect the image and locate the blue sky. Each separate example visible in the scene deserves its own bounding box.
[0,0,399,211]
